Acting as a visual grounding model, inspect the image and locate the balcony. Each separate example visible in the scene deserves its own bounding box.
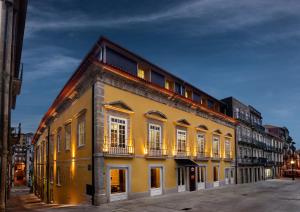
[235,113,251,124]
[223,153,233,162]
[103,137,134,157]
[145,146,167,158]
[238,157,252,165]
[238,136,252,145]
[174,149,190,159]
[195,151,210,161]
[211,152,221,161]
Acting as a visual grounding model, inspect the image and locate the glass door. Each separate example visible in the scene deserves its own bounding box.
[177,167,186,192]
[213,166,219,187]
[110,168,128,202]
[230,168,234,184]
[225,168,229,185]
[197,166,206,190]
[150,167,162,196]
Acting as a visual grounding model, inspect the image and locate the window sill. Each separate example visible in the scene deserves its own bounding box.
[77,144,85,149]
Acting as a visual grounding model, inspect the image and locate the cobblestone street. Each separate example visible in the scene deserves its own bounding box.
[5,179,300,212]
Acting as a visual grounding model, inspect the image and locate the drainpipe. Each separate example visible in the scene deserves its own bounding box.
[92,84,95,204]
[46,126,50,203]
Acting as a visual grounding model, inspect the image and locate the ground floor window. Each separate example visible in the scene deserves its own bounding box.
[110,169,126,194]
[177,167,185,192]
[151,168,161,188]
[197,166,205,183]
[213,166,219,182]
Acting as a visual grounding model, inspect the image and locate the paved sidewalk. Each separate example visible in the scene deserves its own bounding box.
[5,179,300,211]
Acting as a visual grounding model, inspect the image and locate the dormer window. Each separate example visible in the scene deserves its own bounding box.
[138,68,145,79]
[185,90,192,99]
[207,99,214,109]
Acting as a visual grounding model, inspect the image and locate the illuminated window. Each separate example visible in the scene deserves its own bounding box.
[165,80,170,89]
[151,168,161,188]
[213,166,219,182]
[212,136,219,157]
[137,69,145,79]
[110,169,126,194]
[109,116,127,148]
[177,129,187,152]
[65,123,71,150]
[77,114,85,147]
[149,124,161,150]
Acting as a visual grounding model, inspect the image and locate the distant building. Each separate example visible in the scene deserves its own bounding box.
[0,0,27,208]
[222,97,285,183]
[11,133,33,187]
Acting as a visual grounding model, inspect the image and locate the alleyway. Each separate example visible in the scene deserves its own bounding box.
[6,186,59,211]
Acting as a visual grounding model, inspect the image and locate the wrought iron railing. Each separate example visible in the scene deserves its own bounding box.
[103,136,134,155]
[196,151,210,160]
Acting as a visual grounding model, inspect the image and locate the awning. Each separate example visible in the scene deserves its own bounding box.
[175,159,199,167]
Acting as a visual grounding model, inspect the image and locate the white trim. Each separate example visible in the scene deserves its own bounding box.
[176,129,187,152]
[109,115,128,146]
[148,123,162,149]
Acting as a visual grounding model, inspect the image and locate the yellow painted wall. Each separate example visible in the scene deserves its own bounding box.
[104,84,235,194]
[35,87,93,204]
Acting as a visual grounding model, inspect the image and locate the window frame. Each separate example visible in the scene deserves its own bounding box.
[56,130,61,153]
[148,123,162,150]
[65,123,71,151]
[176,129,187,152]
[56,167,61,186]
[197,132,205,153]
[212,135,220,157]
[109,115,128,147]
[77,114,86,147]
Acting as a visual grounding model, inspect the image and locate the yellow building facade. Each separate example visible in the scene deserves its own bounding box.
[33,37,236,205]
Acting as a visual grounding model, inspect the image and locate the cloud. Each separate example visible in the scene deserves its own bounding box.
[25,0,300,44]
[22,46,80,81]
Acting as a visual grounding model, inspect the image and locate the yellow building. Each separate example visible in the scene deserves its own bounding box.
[33,37,237,205]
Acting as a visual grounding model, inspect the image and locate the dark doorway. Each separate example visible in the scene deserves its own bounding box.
[189,167,196,191]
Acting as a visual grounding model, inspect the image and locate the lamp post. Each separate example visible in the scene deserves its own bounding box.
[291,159,295,180]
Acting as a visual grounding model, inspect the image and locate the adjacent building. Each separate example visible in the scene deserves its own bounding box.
[0,0,27,209]
[11,133,34,187]
[222,97,285,183]
[32,37,237,205]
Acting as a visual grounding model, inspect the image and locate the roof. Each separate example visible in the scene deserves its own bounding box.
[32,36,236,144]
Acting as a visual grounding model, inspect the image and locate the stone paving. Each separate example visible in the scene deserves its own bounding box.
[5,179,300,212]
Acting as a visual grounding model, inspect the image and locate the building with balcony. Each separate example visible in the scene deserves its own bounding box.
[222,97,266,184]
[264,125,286,178]
[32,37,236,205]
[0,0,27,209]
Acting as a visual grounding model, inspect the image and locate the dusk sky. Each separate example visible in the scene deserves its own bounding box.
[13,0,300,147]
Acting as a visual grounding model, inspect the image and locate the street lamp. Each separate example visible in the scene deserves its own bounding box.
[291,159,295,180]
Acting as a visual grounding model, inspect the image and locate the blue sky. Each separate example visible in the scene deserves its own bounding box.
[13,0,300,147]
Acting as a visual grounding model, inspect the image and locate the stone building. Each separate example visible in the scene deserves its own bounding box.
[0,0,27,208]
[32,37,236,205]
[222,97,285,183]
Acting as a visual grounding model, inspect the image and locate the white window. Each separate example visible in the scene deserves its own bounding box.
[77,114,85,147]
[149,124,161,150]
[176,129,187,152]
[57,131,61,153]
[109,116,127,147]
[56,167,61,186]
[197,133,205,153]
[65,123,71,151]
[212,136,220,157]
[225,139,230,158]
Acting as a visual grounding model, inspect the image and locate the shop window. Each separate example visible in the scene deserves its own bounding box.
[110,169,126,194]
[151,168,161,188]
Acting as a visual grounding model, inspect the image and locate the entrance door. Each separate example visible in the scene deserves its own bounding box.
[189,167,196,191]
[225,168,229,185]
[110,168,128,202]
[197,166,206,190]
[150,167,162,196]
[213,166,219,187]
[177,167,186,192]
[230,168,234,184]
